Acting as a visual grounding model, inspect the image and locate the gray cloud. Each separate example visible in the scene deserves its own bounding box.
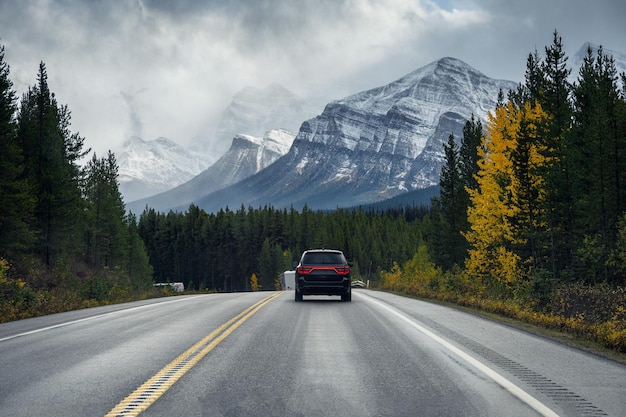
[0,0,624,157]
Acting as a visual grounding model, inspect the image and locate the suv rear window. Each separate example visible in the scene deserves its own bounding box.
[302,252,345,265]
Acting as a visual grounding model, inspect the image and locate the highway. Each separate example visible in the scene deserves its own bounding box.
[0,290,624,416]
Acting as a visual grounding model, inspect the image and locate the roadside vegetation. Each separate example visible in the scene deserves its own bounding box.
[1,32,624,354]
[0,44,155,322]
[382,32,626,352]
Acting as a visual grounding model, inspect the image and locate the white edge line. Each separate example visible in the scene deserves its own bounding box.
[0,296,194,343]
[359,293,561,417]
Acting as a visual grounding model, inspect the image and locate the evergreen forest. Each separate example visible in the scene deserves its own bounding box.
[0,32,625,351]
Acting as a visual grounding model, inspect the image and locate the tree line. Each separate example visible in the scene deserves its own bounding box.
[136,204,427,291]
[0,45,153,320]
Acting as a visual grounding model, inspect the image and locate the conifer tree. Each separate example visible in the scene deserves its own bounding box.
[509,103,549,272]
[570,46,626,283]
[431,133,466,269]
[17,62,89,266]
[0,44,35,258]
[538,31,573,277]
[124,212,153,290]
[465,101,522,286]
[430,115,483,270]
[460,114,483,192]
[83,151,127,268]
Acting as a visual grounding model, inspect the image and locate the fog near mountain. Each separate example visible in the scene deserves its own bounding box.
[203,83,324,159]
[187,57,517,213]
[118,83,321,203]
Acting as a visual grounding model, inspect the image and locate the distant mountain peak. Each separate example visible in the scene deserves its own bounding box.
[126,129,296,213]
[232,133,262,147]
[117,136,211,202]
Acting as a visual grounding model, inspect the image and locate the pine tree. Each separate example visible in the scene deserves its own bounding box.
[431,133,466,269]
[570,46,626,283]
[460,114,483,192]
[124,212,153,290]
[17,62,89,266]
[430,115,483,270]
[0,44,35,258]
[83,151,127,268]
[538,31,573,277]
[509,103,549,272]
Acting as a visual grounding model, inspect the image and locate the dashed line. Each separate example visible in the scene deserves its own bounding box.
[104,292,283,417]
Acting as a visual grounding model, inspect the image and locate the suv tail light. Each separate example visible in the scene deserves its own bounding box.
[296,266,313,274]
[334,266,350,275]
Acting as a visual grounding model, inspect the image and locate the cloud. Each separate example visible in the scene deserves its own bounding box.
[0,0,624,158]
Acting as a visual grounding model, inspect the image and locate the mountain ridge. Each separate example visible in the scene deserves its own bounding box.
[183,57,517,213]
[127,129,295,213]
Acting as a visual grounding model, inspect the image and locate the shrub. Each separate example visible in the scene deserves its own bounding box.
[380,255,626,352]
[550,282,625,324]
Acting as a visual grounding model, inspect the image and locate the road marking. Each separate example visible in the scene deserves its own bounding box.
[359,293,561,417]
[104,292,283,417]
[0,297,194,343]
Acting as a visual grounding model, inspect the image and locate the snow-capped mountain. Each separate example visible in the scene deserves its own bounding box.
[126,129,295,213]
[205,83,322,158]
[118,136,212,202]
[120,83,319,204]
[189,57,518,212]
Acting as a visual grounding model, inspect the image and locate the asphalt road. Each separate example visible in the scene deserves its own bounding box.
[0,290,624,417]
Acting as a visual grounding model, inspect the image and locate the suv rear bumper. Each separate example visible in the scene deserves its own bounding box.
[296,277,351,295]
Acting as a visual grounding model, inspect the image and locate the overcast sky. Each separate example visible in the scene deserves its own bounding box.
[1,0,624,157]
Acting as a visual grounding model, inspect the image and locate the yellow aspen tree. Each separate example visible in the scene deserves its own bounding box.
[465,101,547,286]
[382,262,404,292]
[250,273,260,292]
[403,244,440,288]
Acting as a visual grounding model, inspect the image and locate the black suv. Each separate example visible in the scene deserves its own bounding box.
[294,249,352,302]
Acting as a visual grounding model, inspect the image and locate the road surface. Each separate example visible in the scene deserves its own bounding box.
[0,290,624,416]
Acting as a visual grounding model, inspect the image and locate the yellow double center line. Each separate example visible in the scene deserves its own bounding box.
[105,292,283,417]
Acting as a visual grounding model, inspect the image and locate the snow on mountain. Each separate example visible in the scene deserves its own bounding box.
[120,84,317,204]
[189,57,518,212]
[126,129,295,213]
[118,136,212,202]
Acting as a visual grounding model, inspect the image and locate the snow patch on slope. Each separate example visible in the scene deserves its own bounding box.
[118,136,212,201]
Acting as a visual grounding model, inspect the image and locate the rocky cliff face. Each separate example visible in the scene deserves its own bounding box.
[191,57,517,212]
